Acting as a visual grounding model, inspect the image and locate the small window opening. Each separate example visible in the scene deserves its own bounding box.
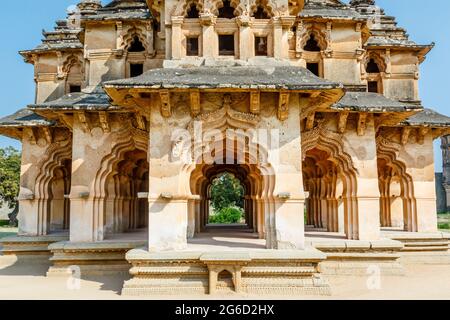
[219,34,235,56]
[367,81,379,93]
[130,63,144,77]
[366,58,380,73]
[307,63,319,77]
[255,36,268,56]
[218,0,236,19]
[128,36,145,52]
[186,4,200,18]
[253,6,269,19]
[69,85,81,93]
[304,34,321,52]
[186,37,199,56]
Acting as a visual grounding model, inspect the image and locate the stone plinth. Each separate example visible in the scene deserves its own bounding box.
[382,230,450,264]
[47,240,146,276]
[0,235,68,256]
[122,248,330,296]
[308,238,405,275]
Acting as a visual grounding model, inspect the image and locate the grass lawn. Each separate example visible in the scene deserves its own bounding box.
[0,226,18,239]
[438,213,450,231]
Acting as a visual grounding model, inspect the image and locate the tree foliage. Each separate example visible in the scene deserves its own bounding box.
[209,206,243,224]
[210,172,244,212]
[0,147,21,209]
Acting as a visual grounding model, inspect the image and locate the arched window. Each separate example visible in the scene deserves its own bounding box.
[186,3,200,18]
[366,58,380,73]
[253,5,270,19]
[304,34,321,52]
[218,0,236,18]
[128,36,145,52]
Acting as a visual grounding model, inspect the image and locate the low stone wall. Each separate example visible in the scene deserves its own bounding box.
[383,231,450,264]
[123,248,331,296]
[0,235,68,256]
[47,240,147,276]
[308,239,405,276]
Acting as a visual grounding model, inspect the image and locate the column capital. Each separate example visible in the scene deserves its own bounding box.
[236,15,252,27]
[199,13,217,26]
[171,16,184,25]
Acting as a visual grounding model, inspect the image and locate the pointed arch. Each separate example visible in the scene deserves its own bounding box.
[34,139,72,235]
[90,127,149,241]
[302,126,359,239]
[300,27,328,52]
[376,136,417,232]
[250,0,275,19]
[364,51,386,73]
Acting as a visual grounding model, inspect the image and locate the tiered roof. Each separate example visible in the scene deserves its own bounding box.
[350,0,433,57]
[300,0,364,21]
[19,19,83,58]
[81,0,152,21]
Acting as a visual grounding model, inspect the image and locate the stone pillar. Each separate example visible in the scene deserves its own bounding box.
[171,16,184,59]
[237,16,251,60]
[269,94,306,249]
[343,115,381,240]
[272,19,283,59]
[147,108,188,251]
[187,199,196,238]
[200,14,217,58]
[273,16,295,60]
[410,133,438,232]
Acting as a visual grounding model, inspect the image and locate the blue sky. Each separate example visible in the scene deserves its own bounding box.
[0,0,448,171]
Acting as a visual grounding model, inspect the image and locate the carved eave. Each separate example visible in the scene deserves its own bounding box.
[106,86,345,122]
[374,110,420,130]
[363,43,434,64]
[0,127,24,140]
[300,88,345,120]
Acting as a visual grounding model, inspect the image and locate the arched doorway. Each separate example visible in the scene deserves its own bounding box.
[48,159,72,233]
[301,126,359,240]
[103,148,149,239]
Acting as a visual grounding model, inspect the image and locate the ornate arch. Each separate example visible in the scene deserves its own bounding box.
[62,54,84,77]
[121,26,149,52]
[34,139,72,235]
[172,0,204,17]
[300,26,328,52]
[250,0,275,18]
[364,51,387,73]
[210,0,245,17]
[302,126,360,239]
[376,135,417,231]
[89,126,148,241]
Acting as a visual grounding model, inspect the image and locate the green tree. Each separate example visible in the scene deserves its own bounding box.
[0,147,21,225]
[210,172,244,212]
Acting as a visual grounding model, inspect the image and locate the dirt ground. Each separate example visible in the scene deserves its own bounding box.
[0,254,449,300]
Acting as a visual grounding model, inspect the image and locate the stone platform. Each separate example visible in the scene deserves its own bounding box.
[305,230,405,275]
[122,247,331,296]
[47,239,147,276]
[381,229,450,264]
[0,234,69,256]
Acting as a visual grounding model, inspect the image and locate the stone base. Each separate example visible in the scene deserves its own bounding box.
[47,240,146,276]
[308,239,405,275]
[122,248,331,296]
[383,231,450,264]
[0,235,69,256]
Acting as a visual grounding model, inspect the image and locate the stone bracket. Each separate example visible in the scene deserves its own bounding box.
[357,113,368,136]
[250,91,260,114]
[278,91,290,121]
[160,90,171,118]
